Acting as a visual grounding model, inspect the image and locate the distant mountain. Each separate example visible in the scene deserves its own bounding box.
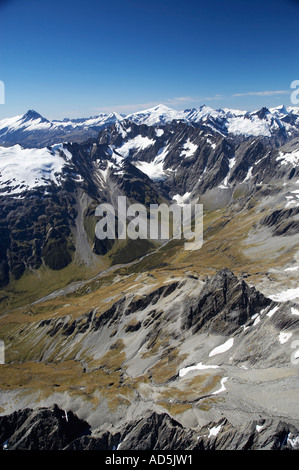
[0,103,299,148]
[125,104,186,126]
[0,109,125,148]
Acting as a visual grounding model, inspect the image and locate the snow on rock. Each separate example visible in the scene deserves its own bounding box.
[287,434,299,449]
[266,305,279,318]
[125,104,185,126]
[116,135,155,158]
[277,150,299,166]
[226,115,272,137]
[134,145,170,181]
[184,105,221,123]
[0,144,72,195]
[134,160,167,181]
[181,139,198,158]
[1,104,299,143]
[291,307,299,316]
[0,112,51,134]
[98,161,118,183]
[172,192,191,206]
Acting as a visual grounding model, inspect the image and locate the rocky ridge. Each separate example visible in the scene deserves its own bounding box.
[1,406,298,450]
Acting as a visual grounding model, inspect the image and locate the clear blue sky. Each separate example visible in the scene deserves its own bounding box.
[0,0,298,119]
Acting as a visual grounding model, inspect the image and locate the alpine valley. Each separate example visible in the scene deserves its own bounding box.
[0,103,299,451]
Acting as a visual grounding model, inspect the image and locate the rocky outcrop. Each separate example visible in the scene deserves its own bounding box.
[0,404,90,450]
[195,417,299,450]
[183,268,272,335]
[114,412,195,451]
[260,207,299,237]
[0,188,78,286]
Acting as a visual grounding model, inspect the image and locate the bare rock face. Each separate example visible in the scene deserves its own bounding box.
[66,412,299,451]
[195,418,299,450]
[260,207,299,237]
[183,268,272,335]
[0,405,90,450]
[115,412,195,451]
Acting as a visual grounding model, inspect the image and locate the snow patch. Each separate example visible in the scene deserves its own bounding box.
[179,362,220,378]
[209,338,234,357]
[212,377,228,395]
[277,150,299,166]
[285,266,299,272]
[269,288,299,302]
[172,192,191,206]
[134,145,170,181]
[266,306,279,318]
[243,166,253,182]
[181,139,198,158]
[116,135,155,158]
[208,424,222,438]
[206,138,216,149]
[218,156,236,188]
[279,331,292,344]
[253,315,261,326]
[134,160,166,181]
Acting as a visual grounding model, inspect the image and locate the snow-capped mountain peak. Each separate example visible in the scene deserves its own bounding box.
[270,104,288,116]
[23,109,48,122]
[147,104,175,113]
[125,104,185,126]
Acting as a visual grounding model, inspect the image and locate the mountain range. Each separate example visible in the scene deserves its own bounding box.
[0,102,298,451]
[1,103,299,148]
